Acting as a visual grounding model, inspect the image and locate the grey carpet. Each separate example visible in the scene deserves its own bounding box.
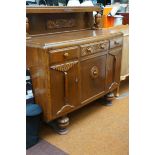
[26,139,68,155]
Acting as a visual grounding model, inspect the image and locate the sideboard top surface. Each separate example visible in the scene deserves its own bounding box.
[26,29,123,49]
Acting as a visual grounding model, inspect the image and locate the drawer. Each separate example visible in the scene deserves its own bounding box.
[80,40,109,57]
[49,46,79,64]
[110,37,123,49]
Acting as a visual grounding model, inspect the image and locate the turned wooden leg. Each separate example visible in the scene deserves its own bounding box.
[49,116,69,135]
[115,86,120,97]
[103,92,115,106]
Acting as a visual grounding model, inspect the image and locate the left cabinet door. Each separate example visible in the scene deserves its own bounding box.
[50,60,80,117]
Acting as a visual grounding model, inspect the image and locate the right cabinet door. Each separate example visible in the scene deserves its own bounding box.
[106,47,122,91]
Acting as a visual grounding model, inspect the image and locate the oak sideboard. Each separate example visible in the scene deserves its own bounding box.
[26,6,123,134]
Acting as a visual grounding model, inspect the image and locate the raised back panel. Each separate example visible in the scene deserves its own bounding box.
[27,12,94,35]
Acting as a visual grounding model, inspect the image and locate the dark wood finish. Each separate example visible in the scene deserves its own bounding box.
[27,12,94,35]
[106,47,122,92]
[26,47,53,121]
[50,60,80,117]
[26,7,123,133]
[49,46,79,65]
[81,53,107,104]
[80,40,109,57]
[26,6,101,14]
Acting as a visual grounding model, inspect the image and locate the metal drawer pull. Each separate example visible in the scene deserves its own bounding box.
[64,52,69,57]
[87,47,93,53]
[90,66,99,79]
[100,44,105,49]
[93,71,98,75]
[114,41,120,45]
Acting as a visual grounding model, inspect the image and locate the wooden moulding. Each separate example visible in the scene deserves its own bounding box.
[26,6,101,14]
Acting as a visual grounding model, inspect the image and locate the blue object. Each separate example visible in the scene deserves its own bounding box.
[92,0,97,5]
[26,103,42,149]
[26,103,42,116]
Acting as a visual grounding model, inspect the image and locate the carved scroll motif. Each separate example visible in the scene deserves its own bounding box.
[109,82,119,90]
[92,12,102,30]
[47,18,76,29]
[81,41,109,56]
[50,61,78,72]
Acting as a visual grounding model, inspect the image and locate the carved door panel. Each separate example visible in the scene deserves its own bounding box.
[81,55,107,103]
[106,47,122,91]
[50,61,80,117]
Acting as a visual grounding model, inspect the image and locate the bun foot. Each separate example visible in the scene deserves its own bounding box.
[49,116,69,135]
[102,92,115,106]
[105,92,115,106]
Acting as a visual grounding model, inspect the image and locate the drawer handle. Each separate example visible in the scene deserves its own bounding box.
[90,66,99,79]
[64,52,69,57]
[100,44,105,49]
[93,71,98,75]
[87,47,93,53]
[114,41,119,45]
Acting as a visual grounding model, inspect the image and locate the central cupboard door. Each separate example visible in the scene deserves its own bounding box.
[81,54,107,103]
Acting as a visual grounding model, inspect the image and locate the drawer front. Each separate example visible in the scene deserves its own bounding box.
[80,40,109,57]
[49,46,79,64]
[110,37,123,49]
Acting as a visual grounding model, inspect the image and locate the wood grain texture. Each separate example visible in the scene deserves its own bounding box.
[26,12,94,35]
[106,47,122,92]
[26,47,52,122]
[26,6,101,14]
[81,53,107,103]
[26,29,122,49]
[26,8,123,126]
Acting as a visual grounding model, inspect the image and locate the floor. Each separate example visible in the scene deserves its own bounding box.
[40,80,129,155]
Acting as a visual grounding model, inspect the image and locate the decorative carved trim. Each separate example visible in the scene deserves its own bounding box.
[81,41,109,56]
[56,104,75,115]
[46,18,76,29]
[92,12,102,30]
[50,61,78,72]
[109,82,119,90]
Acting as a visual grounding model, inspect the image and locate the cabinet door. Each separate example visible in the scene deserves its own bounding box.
[50,61,80,117]
[81,54,107,104]
[106,47,122,91]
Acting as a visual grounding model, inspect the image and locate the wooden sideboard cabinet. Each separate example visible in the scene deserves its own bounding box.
[26,6,123,134]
